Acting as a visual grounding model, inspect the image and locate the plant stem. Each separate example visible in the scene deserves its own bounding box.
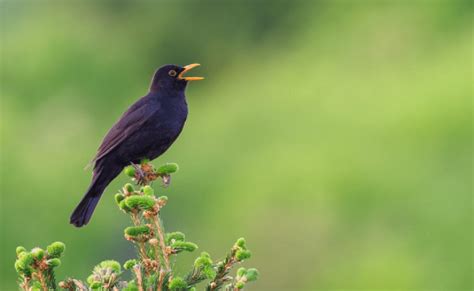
[153,215,170,271]
[20,277,30,291]
[133,265,144,291]
[35,271,48,291]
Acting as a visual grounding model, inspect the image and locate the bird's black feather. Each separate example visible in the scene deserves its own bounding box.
[71,64,194,227]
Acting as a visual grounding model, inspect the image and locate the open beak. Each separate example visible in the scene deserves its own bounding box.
[178,63,204,81]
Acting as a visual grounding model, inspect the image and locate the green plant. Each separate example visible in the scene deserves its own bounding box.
[14,162,259,290]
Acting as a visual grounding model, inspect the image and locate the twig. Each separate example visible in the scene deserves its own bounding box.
[133,265,144,291]
[153,215,170,271]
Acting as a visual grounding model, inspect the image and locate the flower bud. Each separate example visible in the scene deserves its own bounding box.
[47,242,65,258]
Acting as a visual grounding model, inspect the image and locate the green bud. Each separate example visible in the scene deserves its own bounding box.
[124,183,135,193]
[237,267,247,277]
[125,225,150,237]
[15,253,34,275]
[194,251,215,278]
[236,281,245,289]
[157,163,179,175]
[47,242,65,258]
[245,268,259,281]
[89,281,101,289]
[124,166,136,177]
[47,258,61,268]
[115,193,125,204]
[158,196,168,202]
[171,241,198,253]
[168,276,187,290]
[98,260,121,273]
[87,275,96,284]
[16,246,26,256]
[235,249,251,261]
[236,238,246,249]
[123,259,138,270]
[140,159,150,165]
[194,252,212,269]
[141,185,154,196]
[123,280,138,291]
[166,231,185,244]
[189,287,197,291]
[119,200,132,212]
[31,247,44,260]
[125,195,155,210]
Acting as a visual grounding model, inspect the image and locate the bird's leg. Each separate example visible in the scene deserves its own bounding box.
[130,162,147,185]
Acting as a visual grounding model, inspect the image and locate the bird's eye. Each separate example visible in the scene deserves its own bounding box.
[168,70,177,77]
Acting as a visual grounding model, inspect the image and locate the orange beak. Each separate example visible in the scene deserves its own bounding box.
[178,63,204,81]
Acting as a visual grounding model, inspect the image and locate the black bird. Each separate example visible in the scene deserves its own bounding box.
[70,64,203,227]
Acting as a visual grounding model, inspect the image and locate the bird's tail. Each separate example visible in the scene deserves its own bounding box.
[70,166,121,227]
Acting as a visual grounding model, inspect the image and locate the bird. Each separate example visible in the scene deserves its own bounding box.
[70,64,203,227]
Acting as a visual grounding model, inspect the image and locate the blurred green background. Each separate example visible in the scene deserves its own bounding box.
[1,1,472,290]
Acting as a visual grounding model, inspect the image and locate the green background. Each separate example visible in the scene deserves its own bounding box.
[1,1,472,290]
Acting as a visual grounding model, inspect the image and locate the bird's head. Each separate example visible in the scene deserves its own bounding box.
[150,64,204,93]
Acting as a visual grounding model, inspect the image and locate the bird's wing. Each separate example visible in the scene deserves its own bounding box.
[90,97,159,166]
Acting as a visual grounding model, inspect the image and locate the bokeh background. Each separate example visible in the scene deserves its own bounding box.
[1,1,472,290]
